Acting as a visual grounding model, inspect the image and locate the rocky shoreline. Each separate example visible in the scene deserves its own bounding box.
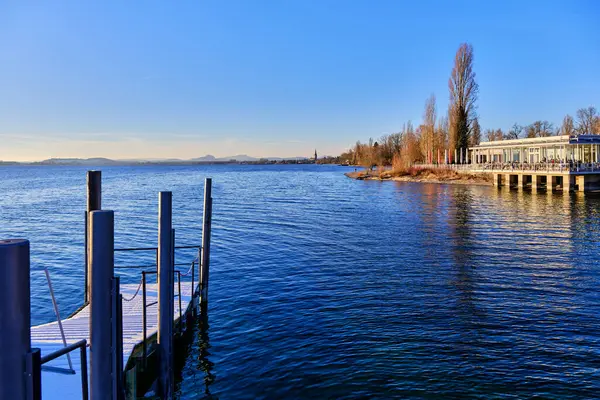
[345,168,493,186]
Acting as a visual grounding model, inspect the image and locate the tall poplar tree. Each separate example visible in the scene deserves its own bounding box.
[448,43,479,154]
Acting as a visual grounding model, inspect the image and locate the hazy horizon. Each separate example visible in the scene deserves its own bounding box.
[1,151,320,163]
[1,1,598,161]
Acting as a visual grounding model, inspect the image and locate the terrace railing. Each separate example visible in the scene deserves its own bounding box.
[414,162,600,173]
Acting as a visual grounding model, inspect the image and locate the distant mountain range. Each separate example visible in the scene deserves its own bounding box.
[1,155,314,166]
[190,154,258,162]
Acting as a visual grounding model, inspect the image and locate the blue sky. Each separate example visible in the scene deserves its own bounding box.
[0,1,598,161]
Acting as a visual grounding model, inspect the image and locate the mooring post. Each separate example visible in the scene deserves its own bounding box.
[200,178,213,304]
[85,170,102,304]
[157,191,174,399]
[111,276,124,400]
[0,239,32,400]
[89,210,114,400]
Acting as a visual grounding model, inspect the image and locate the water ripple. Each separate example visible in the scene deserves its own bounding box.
[2,165,600,398]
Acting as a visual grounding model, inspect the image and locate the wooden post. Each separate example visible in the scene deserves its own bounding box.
[0,239,31,400]
[157,192,174,399]
[89,210,114,400]
[200,178,213,304]
[85,170,102,304]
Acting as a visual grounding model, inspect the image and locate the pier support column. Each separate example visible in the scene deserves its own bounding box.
[531,175,539,193]
[504,174,512,189]
[492,173,501,187]
[576,175,586,192]
[0,239,31,400]
[562,175,572,193]
[547,175,557,192]
[89,210,114,400]
[517,174,525,189]
[158,192,174,400]
[85,170,102,304]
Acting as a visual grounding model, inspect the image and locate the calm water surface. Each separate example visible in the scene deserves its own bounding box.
[1,165,600,399]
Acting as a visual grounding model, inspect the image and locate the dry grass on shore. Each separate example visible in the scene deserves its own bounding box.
[345,167,492,186]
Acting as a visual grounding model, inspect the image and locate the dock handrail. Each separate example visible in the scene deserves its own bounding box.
[29,339,89,400]
[138,264,193,366]
[95,243,203,375]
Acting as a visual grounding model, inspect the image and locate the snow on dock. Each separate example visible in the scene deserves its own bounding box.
[30,281,194,400]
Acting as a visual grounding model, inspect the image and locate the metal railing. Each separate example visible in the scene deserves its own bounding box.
[43,268,74,374]
[474,162,569,172]
[113,244,201,367]
[414,162,600,173]
[28,340,89,400]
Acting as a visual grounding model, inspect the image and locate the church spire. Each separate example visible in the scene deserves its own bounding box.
[314,149,318,162]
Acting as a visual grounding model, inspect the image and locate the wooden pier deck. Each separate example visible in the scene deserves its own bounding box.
[30,281,194,399]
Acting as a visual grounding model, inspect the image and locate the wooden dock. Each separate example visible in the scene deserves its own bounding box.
[0,173,212,399]
[30,281,194,399]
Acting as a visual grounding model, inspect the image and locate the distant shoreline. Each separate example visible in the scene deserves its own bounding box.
[345,168,493,187]
[0,160,336,167]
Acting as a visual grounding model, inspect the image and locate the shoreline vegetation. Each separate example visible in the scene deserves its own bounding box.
[337,43,599,184]
[345,166,492,186]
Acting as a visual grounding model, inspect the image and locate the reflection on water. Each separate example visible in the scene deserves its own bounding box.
[176,310,215,399]
[1,166,600,398]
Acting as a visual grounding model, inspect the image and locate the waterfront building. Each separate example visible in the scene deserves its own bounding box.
[417,135,600,192]
[471,135,600,165]
[467,135,600,192]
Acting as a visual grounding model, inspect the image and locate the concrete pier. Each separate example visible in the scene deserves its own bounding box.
[481,169,597,193]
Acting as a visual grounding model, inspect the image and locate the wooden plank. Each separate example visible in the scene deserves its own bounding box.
[31,282,193,400]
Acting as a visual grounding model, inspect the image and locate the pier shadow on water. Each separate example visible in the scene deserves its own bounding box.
[175,308,216,400]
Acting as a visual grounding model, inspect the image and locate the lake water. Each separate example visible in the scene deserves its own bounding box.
[1,165,600,399]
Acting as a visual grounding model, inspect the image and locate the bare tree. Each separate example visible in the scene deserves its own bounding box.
[436,116,449,152]
[560,115,575,136]
[420,94,437,164]
[448,43,479,153]
[525,121,554,138]
[495,129,504,141]
[400,121,422,166]
[485,129,496,142]
[576,106,599,134]
[376,134,392,165]
[389,132,403,155]
[470,118,481,146]
[505,123,522,140]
